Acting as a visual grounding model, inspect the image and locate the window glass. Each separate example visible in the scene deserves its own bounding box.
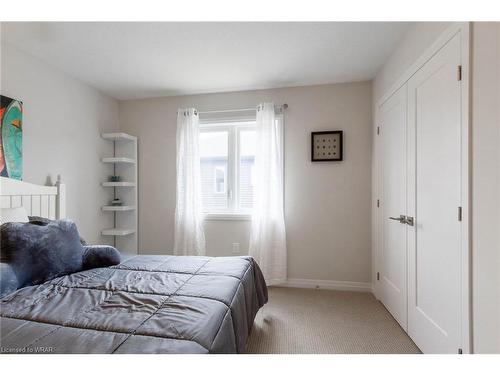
[199,122,262,215]
[199,131,228,212]
[214,166,226,193]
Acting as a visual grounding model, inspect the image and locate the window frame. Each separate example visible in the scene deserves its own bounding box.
[199,120,256,220]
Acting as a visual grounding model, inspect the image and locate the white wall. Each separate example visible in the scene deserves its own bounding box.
[471,22,500,354]
[372,22,500,353]
[0,42,119,244]
[119,82,373,283]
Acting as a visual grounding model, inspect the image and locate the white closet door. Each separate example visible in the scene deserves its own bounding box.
[379,85,408,330]
[407,32,463,353]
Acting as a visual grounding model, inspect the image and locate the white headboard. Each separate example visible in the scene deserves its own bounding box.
[0,176,66,219]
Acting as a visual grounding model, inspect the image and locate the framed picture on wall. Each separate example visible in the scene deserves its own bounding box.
[311,130,343,162]
[0,95,23,180]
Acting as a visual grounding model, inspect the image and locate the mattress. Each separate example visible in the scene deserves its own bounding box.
[0,255,267,354]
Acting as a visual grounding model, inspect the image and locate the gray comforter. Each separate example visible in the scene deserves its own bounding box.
[0,255,267,354]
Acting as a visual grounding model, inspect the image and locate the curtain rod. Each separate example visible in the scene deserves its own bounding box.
[198,103,288,115]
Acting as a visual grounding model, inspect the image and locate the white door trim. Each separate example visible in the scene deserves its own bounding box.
[373,22,470,353]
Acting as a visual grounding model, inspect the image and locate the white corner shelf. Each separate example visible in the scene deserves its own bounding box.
[102,228,136,236]
[102,181,136,187]
[101,157,135,164]
[101,131,138,254]
[102,205,135,212]
[102,132,137,142]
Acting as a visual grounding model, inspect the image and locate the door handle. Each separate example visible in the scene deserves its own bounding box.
[388,215,415,226]
[389,215,406,224]
[405,216,414,226]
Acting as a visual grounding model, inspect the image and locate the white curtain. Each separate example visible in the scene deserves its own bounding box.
[249,102,287,285]
[173,108,206,256]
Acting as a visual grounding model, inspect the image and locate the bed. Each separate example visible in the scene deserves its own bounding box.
[0,177,267,354]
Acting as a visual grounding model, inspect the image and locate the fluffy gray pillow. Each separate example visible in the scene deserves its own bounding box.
[1,220,85,290]
[0,220,122,298]
[0,263,19,299]
[82,245,121,270]
[28,216,87,245]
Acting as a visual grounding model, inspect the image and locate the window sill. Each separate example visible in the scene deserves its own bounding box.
[204,213,252,221]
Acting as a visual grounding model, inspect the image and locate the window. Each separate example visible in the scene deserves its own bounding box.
[199,131,229,212]
[214,166,226,194]
[199,121,256,216]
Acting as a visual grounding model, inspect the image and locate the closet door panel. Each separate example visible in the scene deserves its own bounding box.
[379,85,408,330]
[407,32,462,353]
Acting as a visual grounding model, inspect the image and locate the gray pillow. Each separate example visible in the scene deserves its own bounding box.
[1,220,84,290]
[0,220,122,298]
[28,216,87,245]
[82,245,121,270]
[0,263,19,298]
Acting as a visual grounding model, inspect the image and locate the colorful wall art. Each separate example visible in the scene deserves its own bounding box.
[0,95,23,180]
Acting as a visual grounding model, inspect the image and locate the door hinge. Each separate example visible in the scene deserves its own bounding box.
[457,65,462,81]
[458,206,462,221]
[458,348,463,354]
[377,272,380,281]
[377,126,380,135]
[377,199,380,208]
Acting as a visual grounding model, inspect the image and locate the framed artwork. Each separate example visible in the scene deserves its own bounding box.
[311,130,343,162]
[0,95,23,180]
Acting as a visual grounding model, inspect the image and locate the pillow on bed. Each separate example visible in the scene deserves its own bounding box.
[0,219,122,298]
[0,220,85,290]
[0,207,29,224]
[0,262,19,298]
[82,245,121,270]
[28,216,88,245]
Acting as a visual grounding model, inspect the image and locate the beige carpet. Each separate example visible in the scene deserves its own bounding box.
[246,287,421,354]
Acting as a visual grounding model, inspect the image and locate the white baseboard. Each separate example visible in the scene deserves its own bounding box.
[277,278,373,293]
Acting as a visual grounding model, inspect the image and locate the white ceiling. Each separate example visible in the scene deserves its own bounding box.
[1,22,411,100]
